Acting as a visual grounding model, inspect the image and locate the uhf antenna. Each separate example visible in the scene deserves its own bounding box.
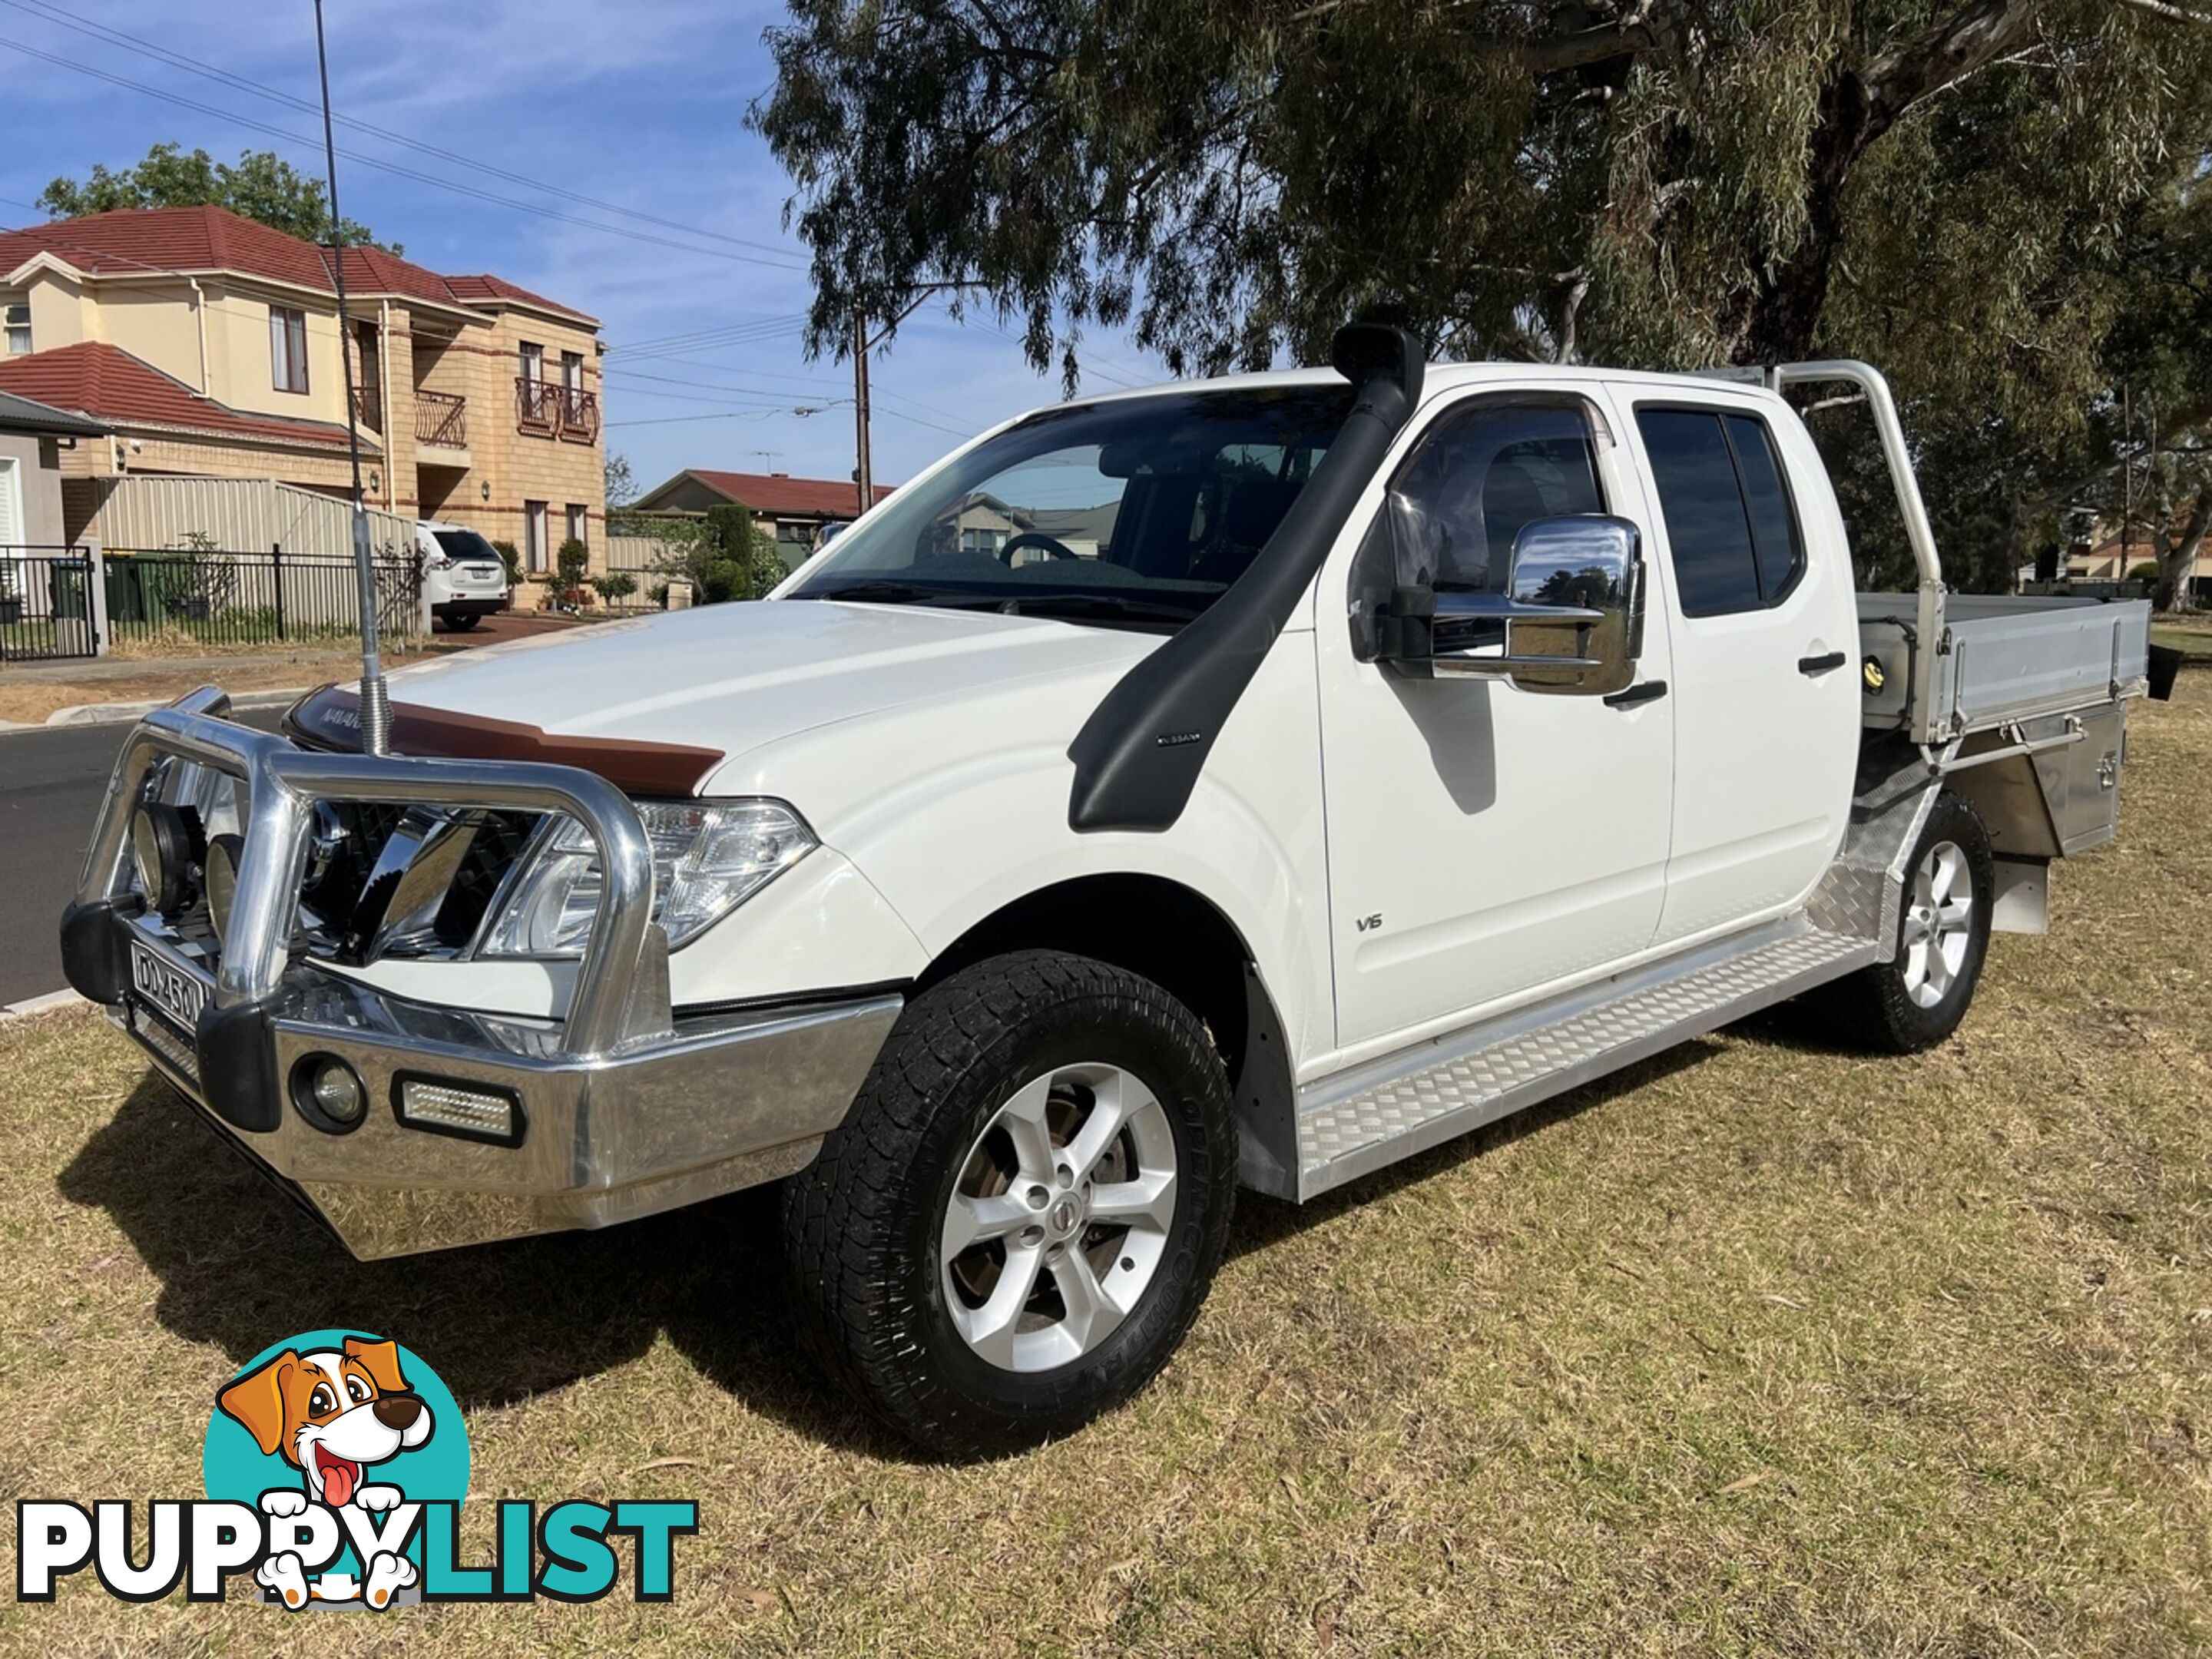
[313,0,389,755]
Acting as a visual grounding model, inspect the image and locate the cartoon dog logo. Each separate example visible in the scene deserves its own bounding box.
[217,1336,434,1608]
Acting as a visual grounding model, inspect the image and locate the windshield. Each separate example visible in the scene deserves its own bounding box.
[432,528,502,564]
[784,383,1357,624]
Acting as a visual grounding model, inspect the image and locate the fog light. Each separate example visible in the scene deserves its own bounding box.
[394,1075,524,1147]
[290,1055,366,1134]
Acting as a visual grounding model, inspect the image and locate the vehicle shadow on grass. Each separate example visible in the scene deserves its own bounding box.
[56,1071,902,1457]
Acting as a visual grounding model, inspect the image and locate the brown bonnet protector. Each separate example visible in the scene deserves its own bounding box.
[284,684,724,797]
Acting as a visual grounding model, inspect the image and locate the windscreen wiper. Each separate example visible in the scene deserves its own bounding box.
[791,580,951,604]
[999,592,1204,624]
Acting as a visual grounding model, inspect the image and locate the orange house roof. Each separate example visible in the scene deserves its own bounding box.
[0,341,370,452]
[0,204,597,326]
[679,469,894,517]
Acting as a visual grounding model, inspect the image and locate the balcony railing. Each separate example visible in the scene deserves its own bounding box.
[557,385,600,444]
[515,377,600,444]
[415,387,468,450]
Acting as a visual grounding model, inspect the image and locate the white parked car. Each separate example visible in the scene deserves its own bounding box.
[64,330,2167,1454]
[416,518,511,632]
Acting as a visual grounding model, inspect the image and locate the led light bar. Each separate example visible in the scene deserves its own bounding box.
[392,1075,525,1147]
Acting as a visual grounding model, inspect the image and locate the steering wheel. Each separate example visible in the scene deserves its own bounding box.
[998,531,1080,565]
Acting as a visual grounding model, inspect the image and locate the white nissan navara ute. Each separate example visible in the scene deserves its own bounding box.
[65,328,2167,1455]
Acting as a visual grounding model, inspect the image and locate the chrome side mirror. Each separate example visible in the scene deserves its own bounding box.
[1419,515,1642,696]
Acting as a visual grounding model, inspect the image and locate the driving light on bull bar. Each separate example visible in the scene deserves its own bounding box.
[130,801,200,916]
[394,1075,525,1146]
[477,799,816,959]
[203,833,244,945]
[290,1055,367,1132]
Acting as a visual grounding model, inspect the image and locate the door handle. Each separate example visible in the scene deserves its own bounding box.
[1602,680,1667,709]
[1798,651,1847,676]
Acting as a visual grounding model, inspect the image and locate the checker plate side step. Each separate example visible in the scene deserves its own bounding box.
[1296,919,1875,1199]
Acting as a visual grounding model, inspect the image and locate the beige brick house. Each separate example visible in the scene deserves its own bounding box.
[0,206,603,589]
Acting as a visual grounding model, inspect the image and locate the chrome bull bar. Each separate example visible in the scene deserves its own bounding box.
[75,686,669,1053]
[64,687,904,1258]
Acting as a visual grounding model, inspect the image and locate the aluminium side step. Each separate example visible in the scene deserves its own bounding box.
[1295,919,1876,1199]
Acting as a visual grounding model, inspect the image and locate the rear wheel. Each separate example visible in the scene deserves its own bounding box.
[780,950,1236,1456]
[1821,790,1994,1052]
[439,612,482,632]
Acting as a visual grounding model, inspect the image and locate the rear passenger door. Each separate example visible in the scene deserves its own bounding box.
[1625,397,1860,947]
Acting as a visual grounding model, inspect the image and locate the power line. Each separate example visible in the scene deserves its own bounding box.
[0,0,806,265]
[0,31,811,272]
[609,315,813,355]
[608,409,820,429]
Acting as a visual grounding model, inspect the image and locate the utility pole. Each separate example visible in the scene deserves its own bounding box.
[853,307,873,519]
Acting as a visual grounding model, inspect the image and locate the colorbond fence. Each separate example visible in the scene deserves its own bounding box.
[69,474,417,564]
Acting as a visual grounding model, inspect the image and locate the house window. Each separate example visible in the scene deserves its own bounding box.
[4,303,29,355]
[565,503,587,550]
[560,350,582,392]
[525,501,548,572]
[270,305,310,394]
[519,342,543,384]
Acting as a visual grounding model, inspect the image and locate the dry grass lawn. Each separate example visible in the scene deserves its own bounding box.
[2,681,2210,1654]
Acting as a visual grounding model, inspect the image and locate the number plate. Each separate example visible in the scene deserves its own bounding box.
[128,936,212,1028]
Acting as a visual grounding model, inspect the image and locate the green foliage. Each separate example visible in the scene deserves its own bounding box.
[591,571,639,603]
[490,539,523,586]
[663,504,783,603]
[605,452,638,509]
[2128,561,2163,585]
[39,143,389,249]
[545,538,592,610]
[755,0,2212,593]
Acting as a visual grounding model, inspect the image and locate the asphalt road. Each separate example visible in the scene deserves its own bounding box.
[0,712,280,1006]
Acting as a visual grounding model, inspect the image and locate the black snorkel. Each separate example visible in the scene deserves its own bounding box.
[1065,323,1426,833]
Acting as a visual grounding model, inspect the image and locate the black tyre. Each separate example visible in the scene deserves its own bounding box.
[781,950,1237,1456]
[440,612,482,632]
[1822,790,1995,1053]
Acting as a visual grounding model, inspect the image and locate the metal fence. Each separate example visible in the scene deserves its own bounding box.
[103,547,422,650]
[0,546,100,662]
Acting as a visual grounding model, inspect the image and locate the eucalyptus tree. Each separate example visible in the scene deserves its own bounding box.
[756,0,2212,590]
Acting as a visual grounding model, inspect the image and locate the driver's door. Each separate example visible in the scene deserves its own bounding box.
[1315,386,1676,1058]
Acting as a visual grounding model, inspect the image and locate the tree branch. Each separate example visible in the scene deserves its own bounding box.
[2114,0,2212,24]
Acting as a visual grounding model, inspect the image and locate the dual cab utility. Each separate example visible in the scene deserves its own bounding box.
[63,329,2164,1453]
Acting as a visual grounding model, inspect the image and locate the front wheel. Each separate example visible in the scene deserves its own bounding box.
[1820,790,1995,1053]
[780,950,1236,1456]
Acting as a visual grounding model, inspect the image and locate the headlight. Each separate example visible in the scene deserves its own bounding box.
[477,799,816,958]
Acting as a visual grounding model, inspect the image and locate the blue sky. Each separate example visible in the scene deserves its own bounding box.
[0,0,1165,496]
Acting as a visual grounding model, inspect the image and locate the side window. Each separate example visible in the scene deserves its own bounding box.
[1384,402,1604,593]
[1635,408,1803,617]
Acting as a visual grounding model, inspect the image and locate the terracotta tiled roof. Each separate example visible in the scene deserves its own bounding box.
[442,273,596,324]
[0,342,374,452]
[0,205,597,326]
[681,469,894,517]
[0,204,330,290]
